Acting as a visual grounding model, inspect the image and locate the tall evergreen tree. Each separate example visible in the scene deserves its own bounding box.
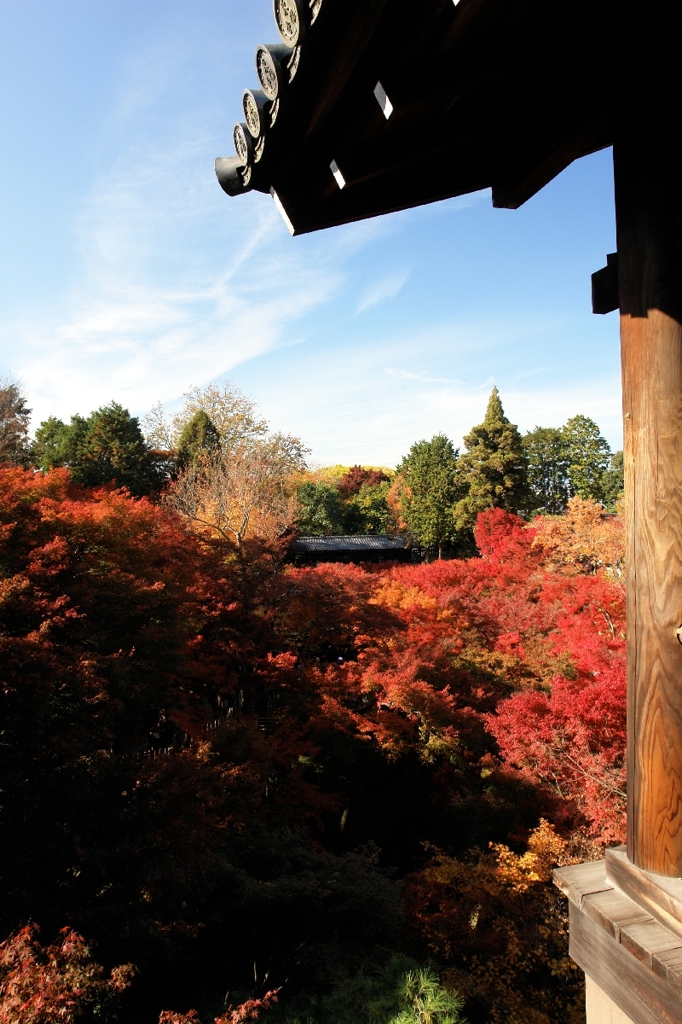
[33,403,164,496]
[32,414,88,472]
[398,434,463,558]
[561,414,611,502]
[176,409,221,470]
[523,425,570,513]
[0,378,31,466]
[453,387,529,530]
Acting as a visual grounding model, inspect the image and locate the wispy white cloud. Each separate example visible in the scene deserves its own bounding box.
[235,313,622,466]
[356,269,410,313]
[384,368,462,385]
[5,25,422,430]
[0,22,617,465]
[5,53,359,424]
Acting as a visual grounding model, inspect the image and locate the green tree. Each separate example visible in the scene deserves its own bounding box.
[602,449,624,509]
[0,377,31,466]
[398,434,462,558]
[453,387,529,530]
[278,957,464,1024]
[176,410,221,470]
[344,480,393,535]
[561,414,611,502]
[32,414,88,472]
[523,425,570,513]
[33,403,164,496]
[390,970,465,1024]
[296,482,346,535]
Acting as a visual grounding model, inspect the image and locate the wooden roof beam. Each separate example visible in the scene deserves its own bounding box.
[492,113,613,209]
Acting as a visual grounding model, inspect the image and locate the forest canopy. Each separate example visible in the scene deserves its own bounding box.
[0,377,625,1024]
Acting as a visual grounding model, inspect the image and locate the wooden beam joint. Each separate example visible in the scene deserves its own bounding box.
[592,252,619,314]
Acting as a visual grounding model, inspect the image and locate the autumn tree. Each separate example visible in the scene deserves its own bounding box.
[144,382,268,454]
[453,388,529,531]
[405,821,583,1024]
[338,466,389,499]
[397,434,463,558]
[523,425,570,513]
[0,924,134,1024]
[159,989,280,1024]
[32,403,165,495]
[532,495,625,577]
[0,466,401,1017]
[0,377,31,466]
[168,435,307,547]
[561,414,611,502]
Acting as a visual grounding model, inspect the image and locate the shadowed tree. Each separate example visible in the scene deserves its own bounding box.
[453,388,529,531]
[602,450,624,510]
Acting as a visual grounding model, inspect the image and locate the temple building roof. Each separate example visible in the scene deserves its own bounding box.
[216,0,615,235]
[289,534,407,553]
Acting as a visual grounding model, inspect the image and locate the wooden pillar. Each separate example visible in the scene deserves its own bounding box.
[616,78,682,873]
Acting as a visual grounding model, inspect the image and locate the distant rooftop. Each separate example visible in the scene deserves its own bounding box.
[290,535,407,553]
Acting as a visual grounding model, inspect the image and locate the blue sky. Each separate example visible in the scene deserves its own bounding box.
[0,0,621,466]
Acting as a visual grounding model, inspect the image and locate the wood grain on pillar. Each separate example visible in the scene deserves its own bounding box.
[614,15,682,869]
[622,308,682,873]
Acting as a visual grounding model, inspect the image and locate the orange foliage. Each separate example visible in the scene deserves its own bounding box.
[404,821,584,1024]
[532,496,625,577]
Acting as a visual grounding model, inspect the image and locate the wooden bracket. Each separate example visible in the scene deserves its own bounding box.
[592,252,619,314]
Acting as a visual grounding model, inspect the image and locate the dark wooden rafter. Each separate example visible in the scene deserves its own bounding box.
[216,0,617,234]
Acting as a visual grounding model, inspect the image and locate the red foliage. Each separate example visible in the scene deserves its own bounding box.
[281,504,626,842]
[159,989,279,1024]
[0,467,627,1020]
[0,924,133,1024]
[474,506,537,562]
[337,465,389,498]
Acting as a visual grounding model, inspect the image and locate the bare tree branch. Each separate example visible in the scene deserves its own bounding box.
[165,439,302,547]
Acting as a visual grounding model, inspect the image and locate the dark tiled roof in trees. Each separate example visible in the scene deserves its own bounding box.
[290,534,407,553]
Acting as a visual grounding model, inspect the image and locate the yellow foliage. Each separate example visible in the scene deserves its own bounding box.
[296,464,394,487]
[533,497,624,578]
[406,821,587,1024]
[492,819,569,891]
